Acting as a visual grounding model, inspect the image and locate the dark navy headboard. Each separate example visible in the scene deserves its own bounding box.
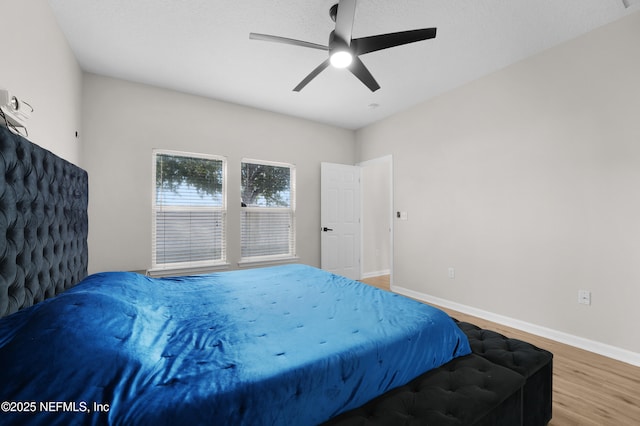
[0,126,88,317]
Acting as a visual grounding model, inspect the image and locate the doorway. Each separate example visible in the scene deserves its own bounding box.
[359,155,393,286]
[320,157,393,284]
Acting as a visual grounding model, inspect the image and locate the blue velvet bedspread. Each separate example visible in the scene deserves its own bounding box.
[0,264,470,425]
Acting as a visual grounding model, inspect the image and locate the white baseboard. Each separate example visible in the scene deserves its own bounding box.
[361,269,390,279]
[392,285,640,368]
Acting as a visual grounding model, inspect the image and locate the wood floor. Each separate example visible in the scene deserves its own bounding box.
[360,275,640,426]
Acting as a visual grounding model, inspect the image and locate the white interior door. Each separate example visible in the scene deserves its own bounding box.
[321,162,361,279]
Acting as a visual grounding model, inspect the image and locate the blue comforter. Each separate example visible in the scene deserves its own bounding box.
[0,264,470,425]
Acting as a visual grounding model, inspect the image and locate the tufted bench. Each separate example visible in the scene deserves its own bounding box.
[324,321,554,426]
[323,354,526,425]
[455,322,553,426]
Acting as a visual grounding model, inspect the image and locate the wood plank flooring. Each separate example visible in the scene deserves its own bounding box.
[360,275,640,426]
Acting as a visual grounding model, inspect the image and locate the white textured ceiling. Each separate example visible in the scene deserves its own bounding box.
[48,0,639,130]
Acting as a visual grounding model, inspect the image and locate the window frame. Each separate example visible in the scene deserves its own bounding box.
[150,149,228,275]
[239,158,297,266]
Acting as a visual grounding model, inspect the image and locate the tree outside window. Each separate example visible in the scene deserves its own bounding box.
[152,151,226,270]
[241,160,296,260]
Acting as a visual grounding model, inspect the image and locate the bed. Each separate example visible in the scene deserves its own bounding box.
[1,265,471,425]
[0,125,552,425]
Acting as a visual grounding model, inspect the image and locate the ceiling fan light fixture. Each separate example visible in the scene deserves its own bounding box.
[250,0,437,92]
[330,50,353,68]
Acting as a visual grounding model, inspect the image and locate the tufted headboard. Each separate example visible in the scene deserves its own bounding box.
[0,126,88,317]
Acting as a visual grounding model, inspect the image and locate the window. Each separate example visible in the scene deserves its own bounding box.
[152,150,226,272]
[241,159,296,262]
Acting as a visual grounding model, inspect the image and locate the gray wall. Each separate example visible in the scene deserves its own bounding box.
[0,0,82,164]
[81,74,355,273]
[356,12,640,359]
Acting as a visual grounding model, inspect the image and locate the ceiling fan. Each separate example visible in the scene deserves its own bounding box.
[249,0,437,92]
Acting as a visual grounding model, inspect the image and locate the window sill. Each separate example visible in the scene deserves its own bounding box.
[237,256,300,269]
[146,263,230,278]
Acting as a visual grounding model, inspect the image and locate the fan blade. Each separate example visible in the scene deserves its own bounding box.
[334,0,357,45]
[293,59,331,92]
[353,28,437,55]
[250,33,329,51]
[349,57,380,92]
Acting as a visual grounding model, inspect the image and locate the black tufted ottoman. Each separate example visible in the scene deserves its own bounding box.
[324,321,554,426]
[323,354,526,426]
[455,322,553,426]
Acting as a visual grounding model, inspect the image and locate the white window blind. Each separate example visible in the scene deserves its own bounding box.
[152,150,226,271]
[241,159,296,261]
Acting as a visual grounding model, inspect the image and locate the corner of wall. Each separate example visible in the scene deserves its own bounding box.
[2,0,83,165]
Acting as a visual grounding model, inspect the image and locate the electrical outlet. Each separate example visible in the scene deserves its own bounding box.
[448,267,455,279]
[578,290,591,305]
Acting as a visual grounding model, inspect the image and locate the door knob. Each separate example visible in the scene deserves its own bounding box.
[322,227,334,232]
